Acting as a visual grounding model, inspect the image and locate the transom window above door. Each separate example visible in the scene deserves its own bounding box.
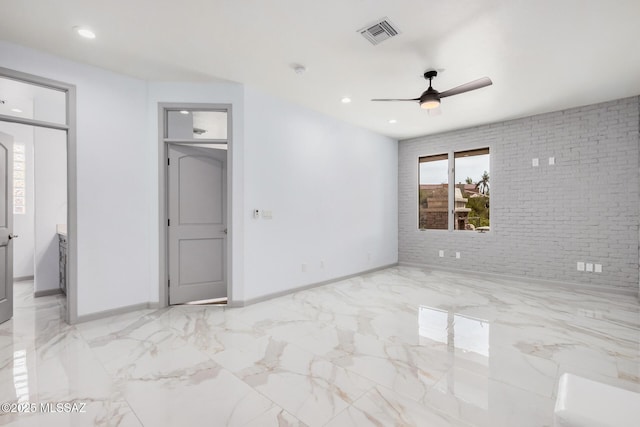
[166,110,227,140]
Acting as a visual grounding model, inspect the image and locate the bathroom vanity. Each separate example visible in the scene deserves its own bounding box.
[57,224,67,295]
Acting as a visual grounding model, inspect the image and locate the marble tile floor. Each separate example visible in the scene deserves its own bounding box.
[0,267,638,426]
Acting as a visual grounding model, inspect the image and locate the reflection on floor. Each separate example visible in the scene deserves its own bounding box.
[0,269,639,426]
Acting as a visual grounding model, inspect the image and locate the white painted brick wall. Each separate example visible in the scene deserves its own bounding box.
[399,96,640,291]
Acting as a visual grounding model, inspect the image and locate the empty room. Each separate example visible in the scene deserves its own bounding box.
[0,1,639,426]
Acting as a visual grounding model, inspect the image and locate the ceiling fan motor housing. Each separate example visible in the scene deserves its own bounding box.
[420,87,440,109]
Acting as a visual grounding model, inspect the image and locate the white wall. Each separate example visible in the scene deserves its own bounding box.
[0,41,151,316]
[242,87,398,301]
[0,122,35,279]
[33,127,66,292]
[1,41,398,316]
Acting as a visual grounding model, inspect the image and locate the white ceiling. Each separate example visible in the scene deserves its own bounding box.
[1,0,640,139]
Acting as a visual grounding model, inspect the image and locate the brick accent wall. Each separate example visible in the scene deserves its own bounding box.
[399,96,640,292]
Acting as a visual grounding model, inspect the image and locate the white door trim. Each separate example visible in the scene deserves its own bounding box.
[158,103,233,307]
[0,67,77,324]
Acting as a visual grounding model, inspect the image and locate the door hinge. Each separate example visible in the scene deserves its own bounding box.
[168,219,170,226]
[168,279,170,287]
[167,158,170,166]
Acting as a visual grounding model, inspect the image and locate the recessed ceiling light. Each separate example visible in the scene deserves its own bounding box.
[388,119,397,124]
[74,26,96,39]
[11,108,23,113]
[179,110,189,115]
[341,97,352,104]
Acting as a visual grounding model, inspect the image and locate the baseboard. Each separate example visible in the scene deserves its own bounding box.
[225,300,245,308]
[14,275,34,282]
[76,302,159,324]
[235,263,398,307]
[34,288,62,298]
[398,261,638,298]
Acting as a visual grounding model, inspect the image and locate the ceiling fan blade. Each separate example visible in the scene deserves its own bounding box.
[371,98,420,102]
[438,77,492,99]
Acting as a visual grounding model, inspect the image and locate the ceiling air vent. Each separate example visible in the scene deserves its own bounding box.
[358,18,400,45]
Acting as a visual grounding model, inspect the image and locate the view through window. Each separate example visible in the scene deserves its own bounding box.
[418,154,448,229]
[454,148,490,231]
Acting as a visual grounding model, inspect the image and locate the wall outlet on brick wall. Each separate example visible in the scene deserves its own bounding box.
[456,252,461,259]
[439,250,444,258]
[577,262,585,271]
[586,263,593,272]
[594,264,602,273]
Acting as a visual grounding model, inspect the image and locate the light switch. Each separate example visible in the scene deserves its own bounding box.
[262,210,273,219]
[577,262,585,271]
[439,250,444,258]
[586,263,593,272]
[456,252,460,259]
[595,264,602,273]
[549,157,555,165]
[532,158,539,167]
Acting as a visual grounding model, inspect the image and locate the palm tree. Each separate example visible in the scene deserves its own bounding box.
[475,171,490,195]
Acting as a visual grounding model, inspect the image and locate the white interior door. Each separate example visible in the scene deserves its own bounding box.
[0,131,14,324]
[168,144,227,304]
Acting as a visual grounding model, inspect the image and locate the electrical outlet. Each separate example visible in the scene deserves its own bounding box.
[549,157,555,165]
[595,264,602,273]
[586,263,593,272]
[577,262,585,271]
[456,252,460,259]
[439,250,444,258]
[253,209,260,219]
[532,158,539,167]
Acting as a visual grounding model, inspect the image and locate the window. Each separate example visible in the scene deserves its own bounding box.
[418,148,490,231]
[13,143,26,214]
[454,148,490,231]
[167,110,227,140]
[418,154,448,230]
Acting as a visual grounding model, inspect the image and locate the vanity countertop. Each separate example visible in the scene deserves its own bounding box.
[56,224,67,236]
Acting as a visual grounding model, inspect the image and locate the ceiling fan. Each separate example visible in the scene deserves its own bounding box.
[372,70,492,110]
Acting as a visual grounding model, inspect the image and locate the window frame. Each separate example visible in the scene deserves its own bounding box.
[418,153,450,231]
[417,147,491,233]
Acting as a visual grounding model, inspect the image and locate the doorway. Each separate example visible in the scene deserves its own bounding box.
[0,68,77,324]
[158,104,232,306]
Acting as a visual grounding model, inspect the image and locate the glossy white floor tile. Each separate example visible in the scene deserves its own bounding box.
[1,269,639,426]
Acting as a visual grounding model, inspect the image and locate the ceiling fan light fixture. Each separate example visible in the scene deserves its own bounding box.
[420,98,440,110]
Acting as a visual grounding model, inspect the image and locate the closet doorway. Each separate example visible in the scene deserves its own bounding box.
[158,104,232,306]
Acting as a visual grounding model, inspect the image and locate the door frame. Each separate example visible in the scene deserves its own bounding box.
[0,67,77,324]
[158,103,233,307]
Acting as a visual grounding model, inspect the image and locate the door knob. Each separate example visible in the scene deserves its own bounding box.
[8,234,19,239]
